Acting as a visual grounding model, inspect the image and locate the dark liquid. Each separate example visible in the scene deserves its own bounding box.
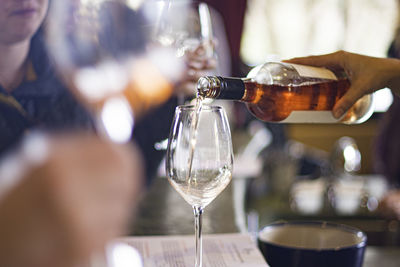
[242,79,350,122]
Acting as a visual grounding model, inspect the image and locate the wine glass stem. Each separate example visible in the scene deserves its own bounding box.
[193,206,204,267]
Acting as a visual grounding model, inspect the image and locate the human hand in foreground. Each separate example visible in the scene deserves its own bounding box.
[0,133,143,267]
[285,51,400,118]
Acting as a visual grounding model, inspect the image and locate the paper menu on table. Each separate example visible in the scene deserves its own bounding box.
[118,233,269,267]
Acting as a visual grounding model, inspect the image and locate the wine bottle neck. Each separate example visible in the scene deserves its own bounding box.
[197,76,245,100]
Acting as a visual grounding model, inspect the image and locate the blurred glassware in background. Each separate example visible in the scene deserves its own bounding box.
[289,174,389,216]
[331,176,365,215]
[141,0,216,103]
[290,178,327,215]
[245,134,330,206]
[327,137,389,215]
[46,0,184,143]
[364,174,389,212]
[233,121,271,179]
[150,0,214,59]
[328,137,363,215]
[232,120,271,233]
[330,136,362,176]
[286,141,330,215]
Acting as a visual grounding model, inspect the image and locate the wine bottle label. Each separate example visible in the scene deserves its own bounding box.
[280,111,341,123]
[289,64,338,80]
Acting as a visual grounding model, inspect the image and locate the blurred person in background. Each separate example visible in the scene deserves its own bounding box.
[0,0,95,155]
[373,27,400,220]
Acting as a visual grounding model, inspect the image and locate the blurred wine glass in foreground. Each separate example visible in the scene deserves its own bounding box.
[46,0,184,143]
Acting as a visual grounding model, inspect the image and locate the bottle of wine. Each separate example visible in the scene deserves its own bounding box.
[197,62,374,123]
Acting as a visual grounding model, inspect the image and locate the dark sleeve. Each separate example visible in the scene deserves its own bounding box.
[373,41,400,186]
[38,86,96,132]
[22,31,97,133]
[0,102,31,155]
[374,95,400,186]
[132,97,178,185]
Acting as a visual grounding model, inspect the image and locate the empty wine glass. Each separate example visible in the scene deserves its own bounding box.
[166,105,233,267]
[154,1,213,56]
[45,0,183,143]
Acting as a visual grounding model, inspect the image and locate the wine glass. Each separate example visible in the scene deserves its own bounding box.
[45,0,183,143]
[166,105,233,267]
[143,0,216,102]
[154,1,213,56]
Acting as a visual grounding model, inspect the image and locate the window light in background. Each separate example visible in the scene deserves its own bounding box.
[240,0,399,113]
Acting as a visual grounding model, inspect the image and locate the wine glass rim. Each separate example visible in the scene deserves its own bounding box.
[176,104,223,111]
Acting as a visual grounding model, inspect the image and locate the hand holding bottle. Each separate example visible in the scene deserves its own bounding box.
[197,61,374,124]
[284,51,400,118]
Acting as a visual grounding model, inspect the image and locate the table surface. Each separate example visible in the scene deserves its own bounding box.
[129,177,400,266]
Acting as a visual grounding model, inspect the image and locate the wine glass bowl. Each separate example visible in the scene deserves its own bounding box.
[167,105,233,207]
[166,104,233,266]
[142,0,216,100]
[151,1,214,57]
[45,0,181,142]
